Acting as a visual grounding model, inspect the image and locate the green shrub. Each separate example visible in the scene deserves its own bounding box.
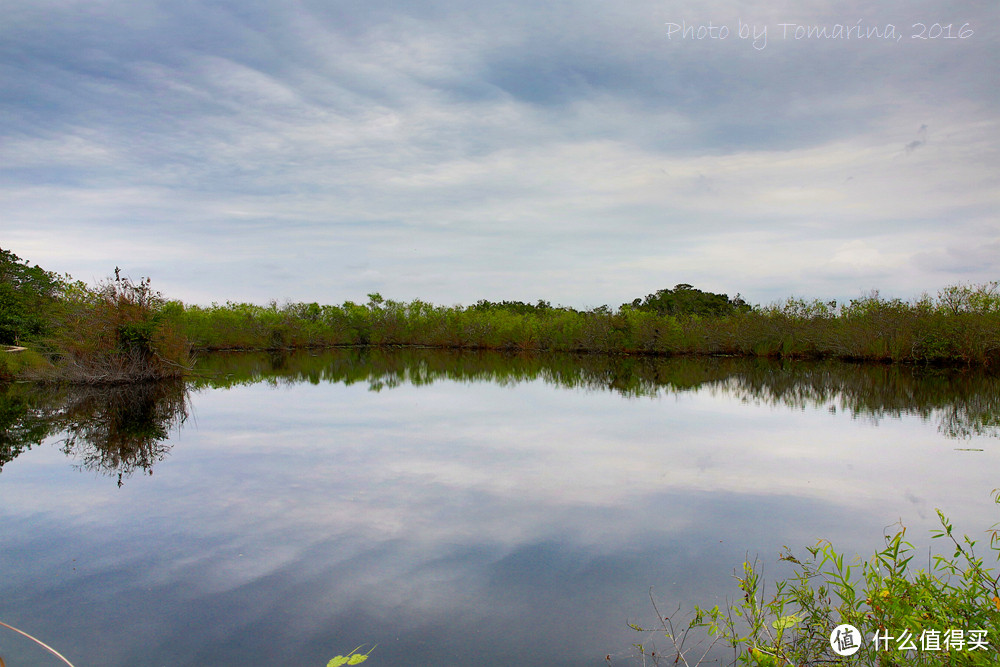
[630,493,1000,666]
[43,271,191,382]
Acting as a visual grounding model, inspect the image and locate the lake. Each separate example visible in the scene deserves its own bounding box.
[2,349,998,665]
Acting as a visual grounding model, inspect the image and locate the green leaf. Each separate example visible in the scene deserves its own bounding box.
[328,657,349,667]
[771,615,800,630]
[347,654,369,665]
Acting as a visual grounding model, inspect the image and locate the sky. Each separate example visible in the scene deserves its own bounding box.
[1,0,998,309]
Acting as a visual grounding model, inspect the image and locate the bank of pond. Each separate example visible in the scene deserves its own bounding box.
[6,293,1000,384]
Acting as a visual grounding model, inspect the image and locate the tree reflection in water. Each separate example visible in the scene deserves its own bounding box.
[1,380,187,486]
[193,348,1000,440]
[58,382,187,486]
[1,350,997,482]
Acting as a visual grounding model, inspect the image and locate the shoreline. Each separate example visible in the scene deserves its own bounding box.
[4,342,996,386]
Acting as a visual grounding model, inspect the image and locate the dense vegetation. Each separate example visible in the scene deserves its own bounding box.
[2,247,999,383]
[0,249,191,382]
[629,283,751,317]
[0,247,63,345]
[177,284,1000,367]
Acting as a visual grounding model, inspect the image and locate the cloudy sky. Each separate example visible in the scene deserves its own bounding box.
[2,0,997,308]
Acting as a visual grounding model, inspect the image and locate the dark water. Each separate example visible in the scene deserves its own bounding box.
[1,350,999,665]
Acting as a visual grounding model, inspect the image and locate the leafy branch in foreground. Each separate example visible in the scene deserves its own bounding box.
[0,622,374,667]
[327,644,376,666]
[624,492,1000,666]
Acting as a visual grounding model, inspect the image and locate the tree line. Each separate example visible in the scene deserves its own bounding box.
[2,247,999,383]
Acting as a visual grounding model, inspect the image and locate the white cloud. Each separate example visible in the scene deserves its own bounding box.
[1,0,998,305]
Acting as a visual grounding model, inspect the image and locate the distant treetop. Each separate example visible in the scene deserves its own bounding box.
[626,284,751,317]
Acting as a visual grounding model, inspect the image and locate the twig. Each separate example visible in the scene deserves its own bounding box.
[0,620,76,667]
[647,590,720,667]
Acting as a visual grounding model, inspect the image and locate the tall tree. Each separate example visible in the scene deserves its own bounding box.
[0,247,63,344]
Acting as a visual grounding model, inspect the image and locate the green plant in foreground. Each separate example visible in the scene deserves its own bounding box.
[328,644,376,666]
[630,493,1000,666]
[0,619,374,667]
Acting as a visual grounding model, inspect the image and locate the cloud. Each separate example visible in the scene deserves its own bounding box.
[905,124,928,152]
[1,0,999,305]
[913,240,1000,275]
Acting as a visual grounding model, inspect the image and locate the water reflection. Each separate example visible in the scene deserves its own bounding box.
[192,348,1000,439]
[3,351,997,478]
[0,381,187,485]
[2,351,998,666]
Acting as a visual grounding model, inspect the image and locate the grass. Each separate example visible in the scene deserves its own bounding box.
[0,347,50,381]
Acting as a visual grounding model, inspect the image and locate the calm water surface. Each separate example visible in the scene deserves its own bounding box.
[1,350,998,665]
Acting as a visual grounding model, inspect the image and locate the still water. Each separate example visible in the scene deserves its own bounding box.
[1,350,998,665]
